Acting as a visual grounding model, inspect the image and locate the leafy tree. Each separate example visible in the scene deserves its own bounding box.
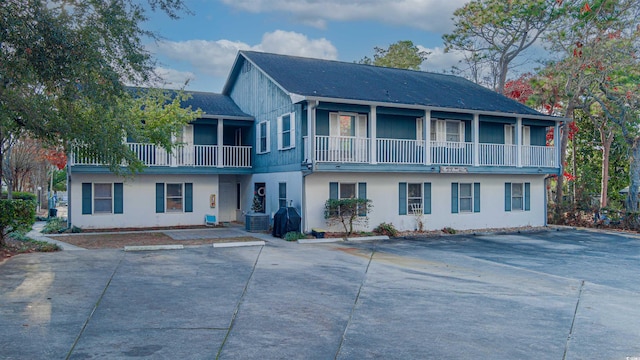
[443,0,568,93]
[359,41,429,70]
[324,198,373,235]
[0,0,197,198]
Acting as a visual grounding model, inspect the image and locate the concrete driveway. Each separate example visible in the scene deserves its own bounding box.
[1,229,639,359]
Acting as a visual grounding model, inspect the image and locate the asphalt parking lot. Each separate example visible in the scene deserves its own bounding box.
[1,228,639,359]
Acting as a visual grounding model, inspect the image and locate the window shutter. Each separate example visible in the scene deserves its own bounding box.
[358,182,367,216]
[522,126,531,146]
[437,120,446,142]
[451,183,459,214]
[256,123,261,152]
[459,121,466,142]
[156,183,165,213]
[505,183,512,211]
[329,113,339,137]
[357,114,367,137]
[277,116,283,150]
[266,121,271,152]
[329,182,338,200]
[473,182,481,213]
[185,183,193,213]
[183,125,194,145]
[114,183,123,214]
[82,183,92,215]
[399,182,407,215]
[290,112,296,148]
[416,118,423,141]
[424,182,431,214]
[524,182,531,211]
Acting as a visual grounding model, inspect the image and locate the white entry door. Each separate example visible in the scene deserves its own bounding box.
[218,182,236,222]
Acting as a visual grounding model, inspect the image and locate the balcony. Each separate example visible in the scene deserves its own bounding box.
[305,136,557,168]
[70,143,252,168]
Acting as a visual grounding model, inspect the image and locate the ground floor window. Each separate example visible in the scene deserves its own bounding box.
[156,183,193,213]
[399,182,432,215]
[279,182,287,208]
[329,182,367,216]
[82,182,123,215]
[505,182,530,211]
[451,182,480,213]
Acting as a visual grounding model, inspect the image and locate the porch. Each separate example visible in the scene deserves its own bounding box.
[70,143,252,168]
[305,136,557,168]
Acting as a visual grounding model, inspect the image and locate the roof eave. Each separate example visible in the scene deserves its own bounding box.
[294,95,567,122]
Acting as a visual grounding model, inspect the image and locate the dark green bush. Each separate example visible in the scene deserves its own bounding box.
[284,231,306,241]
[1,191,37,202]
[0,199,36,246]
[374,222,398,237]
[41,217,68,234]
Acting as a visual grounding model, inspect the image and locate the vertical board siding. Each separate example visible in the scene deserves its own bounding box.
[229,60,299,171]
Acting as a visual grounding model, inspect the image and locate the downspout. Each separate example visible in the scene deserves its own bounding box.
[301,100,317,233]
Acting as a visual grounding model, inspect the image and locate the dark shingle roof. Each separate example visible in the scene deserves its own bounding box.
[236,51,544,116]
[183,91,251,118]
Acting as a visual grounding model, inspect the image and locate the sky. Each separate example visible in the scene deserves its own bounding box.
[142,0,472,93]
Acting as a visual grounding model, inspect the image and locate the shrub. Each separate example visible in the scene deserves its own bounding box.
[442,227,457,234]
[324,198,373,235]
[42,217,68,234]
[374,222,398,237]
[0,199,36,246]
[1,191,37,202]
[284,231,306,241]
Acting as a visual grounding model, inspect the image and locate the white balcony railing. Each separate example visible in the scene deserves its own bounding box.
[71,143,252,168]
[431,141,474,165]
[307,136,557,168]
[314,135,370,163]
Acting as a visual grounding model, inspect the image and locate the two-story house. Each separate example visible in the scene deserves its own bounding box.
[68,51,563,232]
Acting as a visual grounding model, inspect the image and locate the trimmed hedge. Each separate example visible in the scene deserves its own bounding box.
[0,199,36,245]
[1,192,37,202]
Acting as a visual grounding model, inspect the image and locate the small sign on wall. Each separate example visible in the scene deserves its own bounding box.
[440,166,468,173]
[210,194,216,208]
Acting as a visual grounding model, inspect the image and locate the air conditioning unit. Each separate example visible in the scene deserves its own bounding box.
[245,213,270,232]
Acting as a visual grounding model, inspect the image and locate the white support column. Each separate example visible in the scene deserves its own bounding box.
[307,101,317,165]
[473,113,479,166]
[424,109,431,165]
[370,105,377,164]
[217,118,224,168]
[555,121,561,168]
[516,117,522,168]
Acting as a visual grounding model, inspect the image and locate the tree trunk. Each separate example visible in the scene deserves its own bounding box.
[555,104,575,219]
[628,137,640,212]
[600,130,613,208]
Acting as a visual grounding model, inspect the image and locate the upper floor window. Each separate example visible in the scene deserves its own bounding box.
[504,125,531,145]
[277,113,295,150]
[257,120,270,154]
[431,119,465,142]
[329,112,367,138]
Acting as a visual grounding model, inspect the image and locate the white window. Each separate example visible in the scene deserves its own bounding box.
[505,124,530,145]
[329,112,367,138]
[408,183,423,213]
[511,183,524,211]
[257,120,270,154]
[431,120,465,142]
[94,183,113,214]
[166,183,183,212]
[459,183,473,213]
[277,112,296,150]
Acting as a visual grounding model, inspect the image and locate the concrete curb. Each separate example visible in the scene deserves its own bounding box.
[124,245,184,251]
[213,241,265,248]
[297,238,343,244]
[346,235,389,242]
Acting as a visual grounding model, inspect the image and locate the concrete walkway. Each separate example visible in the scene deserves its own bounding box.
[2,228,640,359]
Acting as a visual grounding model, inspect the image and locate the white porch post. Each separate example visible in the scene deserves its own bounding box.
[370,105,377,164]
[473,113,479,166]
[424,109,431,165]
[307,101,317,165]
[217,118,224,168]
[516,117,523,168]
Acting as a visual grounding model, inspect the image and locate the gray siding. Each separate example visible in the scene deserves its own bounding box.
[229,60,300,171]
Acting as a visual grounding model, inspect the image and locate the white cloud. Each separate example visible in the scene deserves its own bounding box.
[418,45,465,74]
[148,30,337,91]
[151,67,197,89]
[220,0,468,31]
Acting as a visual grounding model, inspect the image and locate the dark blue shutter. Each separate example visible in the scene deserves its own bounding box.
[399,182,407,215]
[329,182,338,199]
[156,183,165,213]
[114,183,123,214]
[424,183,431,214]
[82,183,92,215]
[505,183,512,211]
[451,183,459,214]
[473,182,481,213]
[524,182,531,211]
[358,182,367,216]
[185,183,193,213]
